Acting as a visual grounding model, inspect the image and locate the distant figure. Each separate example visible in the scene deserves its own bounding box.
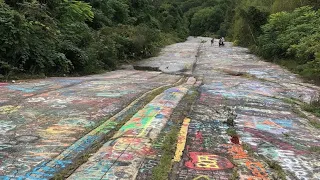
[211,38,214,46]
[219,37,225,47]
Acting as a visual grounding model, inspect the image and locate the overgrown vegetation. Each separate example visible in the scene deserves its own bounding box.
[265,159,287,180]
[301,99,320,129]
[302,99,320,117]
[152,87,199,179]
[1,0,319,81]
[227,0,319,82]
[0,0,188,79]
[170,0,319,82]
[152,126,179,180]
[309,146,320,153]
[258,6,320,81]
[226,127,237,136]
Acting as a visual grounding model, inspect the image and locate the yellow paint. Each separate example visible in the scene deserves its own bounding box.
[193,175,210,180]
[0,105,21,114]
[196,155,219,169]
[173,118,190,162]
[44,126,82,134]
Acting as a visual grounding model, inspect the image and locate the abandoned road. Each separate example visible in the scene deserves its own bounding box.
[1,37,320,180]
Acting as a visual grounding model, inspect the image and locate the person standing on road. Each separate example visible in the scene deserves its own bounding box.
[219,37,224,47]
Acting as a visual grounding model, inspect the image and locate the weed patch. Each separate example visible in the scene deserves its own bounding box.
[151,87,199,180]
[226,128,237,137]
[309,120,320,129]
[229,168,240,180]
[264,159,286,180]
[152,127,179,180]
[309,146,320,153]
[302,103,320,117]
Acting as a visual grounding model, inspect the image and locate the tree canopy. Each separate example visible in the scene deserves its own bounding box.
[1,0,319,81]
[0,0,188,77]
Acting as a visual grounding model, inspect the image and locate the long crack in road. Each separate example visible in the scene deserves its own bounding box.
[1,37,320,179]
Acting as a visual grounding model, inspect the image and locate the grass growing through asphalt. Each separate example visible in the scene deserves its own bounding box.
[265,159,287,180]
[226,127,237,137]
[229,168,240,180]
[53,78,186,179]
[301,97,320,129]
[152,127,180,180]
[302,95,320,117]
[279,96,320,129]
[309,146,320,153]
[302,103,320,117]
[151,87,199,180]
[309,120,320,129]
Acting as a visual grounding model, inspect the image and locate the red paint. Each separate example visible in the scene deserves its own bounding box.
[196,131,203,142]
[230,136,240,144]
[195,131,204,151]
[185,152,234,171]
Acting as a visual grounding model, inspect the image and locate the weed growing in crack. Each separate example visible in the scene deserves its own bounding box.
[291,106,320,129]
[152,126,179,180]
[302,94,320,117]
[302,103,320,117]
[309,146,320,153]
[309,120,320,129]
[291,107,308,119]
[223,106,237,127]
[151,87,199,180]
[242,143,254,157]
[226,128,237,137]
[282,133,290,138]
[230,168,240,180]
[264,159,286,180]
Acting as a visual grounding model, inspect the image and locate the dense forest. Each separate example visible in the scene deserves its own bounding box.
[1,0,320,81]
[0,0,188,78]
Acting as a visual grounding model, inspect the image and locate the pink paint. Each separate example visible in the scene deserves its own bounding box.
[0,83,8,87]
[196,131,203,142]
[244,127,307,155]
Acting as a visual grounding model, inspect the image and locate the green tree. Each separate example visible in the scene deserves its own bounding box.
[190,7,224,36]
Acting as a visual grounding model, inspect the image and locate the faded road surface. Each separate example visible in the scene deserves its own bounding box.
[1,37,320,180]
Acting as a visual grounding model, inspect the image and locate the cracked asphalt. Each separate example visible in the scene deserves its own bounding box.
[1,37,320,180]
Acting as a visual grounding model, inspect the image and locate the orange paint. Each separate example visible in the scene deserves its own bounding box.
[223,143,269,179]
[245,160,269,179]
[261,120,283,129]
[224,144,248,159]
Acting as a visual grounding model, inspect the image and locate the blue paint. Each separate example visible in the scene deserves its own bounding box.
[0,176,46,180]
[165,88,182,93]
[55,79,83,85]
[7,85,42,93]
[273,119,293,128]
[155,114,165,118]
[0,92,152,179]
[24,160,72,179]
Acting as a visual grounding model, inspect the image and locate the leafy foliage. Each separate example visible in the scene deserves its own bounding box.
[1,0,319,82]
[257,6,320,80]
[0,0,188,78]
